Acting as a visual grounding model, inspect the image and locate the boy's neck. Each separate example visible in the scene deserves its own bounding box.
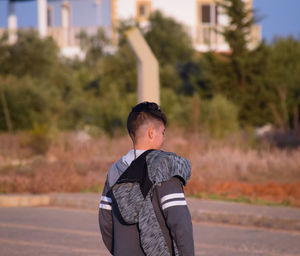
[134,146,151,151]
[134,142,153,151]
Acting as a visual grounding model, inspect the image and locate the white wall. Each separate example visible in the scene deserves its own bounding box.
[116,0,196,27]
[115,0,241,52]
[152,0,197,28]
[116,0,136,20]
[116,0,197,44]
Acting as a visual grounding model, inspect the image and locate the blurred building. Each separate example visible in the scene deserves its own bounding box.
[0,0,261,57]
[117,0,261,52]
[0,0,116,58]
[46,0,117,57]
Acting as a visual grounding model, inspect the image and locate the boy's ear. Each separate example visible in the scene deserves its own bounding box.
[147,125,155,140]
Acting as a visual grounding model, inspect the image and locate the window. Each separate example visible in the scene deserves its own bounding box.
[139,4,146,17]
[197,2,219,46]
[201,5,211,23]
[199,3,218,25]
[136,1,151,21]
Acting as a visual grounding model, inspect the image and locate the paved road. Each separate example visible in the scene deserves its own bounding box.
[0,207,299,256]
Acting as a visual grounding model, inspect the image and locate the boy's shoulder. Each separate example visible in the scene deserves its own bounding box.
[106,149,147,187]
[106,158,126,188]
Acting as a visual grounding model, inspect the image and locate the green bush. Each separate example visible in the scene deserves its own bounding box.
[0,29,59,79]
[58,96,96,130]
[98,85,136,135]
[161,88,193,127]
[0,76,54,131]
[199,94,240,139]
[18,123,51,155]
[30,123,51,155]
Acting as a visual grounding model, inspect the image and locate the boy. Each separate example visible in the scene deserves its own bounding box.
[99,102,194,256]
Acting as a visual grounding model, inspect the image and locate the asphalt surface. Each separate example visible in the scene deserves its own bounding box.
[2,193,300,231]
[51,193,300,231]
[1,207,300,256]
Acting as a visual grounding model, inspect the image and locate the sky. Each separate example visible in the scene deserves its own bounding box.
[253,0,300,42]
[0,0,299,43]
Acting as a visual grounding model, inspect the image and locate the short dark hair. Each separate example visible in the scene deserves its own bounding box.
[127,102,167,140]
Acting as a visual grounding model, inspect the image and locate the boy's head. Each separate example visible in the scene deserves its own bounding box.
[127,102,167,150]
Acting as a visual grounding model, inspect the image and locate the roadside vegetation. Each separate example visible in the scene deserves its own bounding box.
[0,0,299,206]
[0,129,299,206]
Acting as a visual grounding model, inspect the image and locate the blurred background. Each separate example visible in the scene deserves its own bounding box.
[0,0,299,206]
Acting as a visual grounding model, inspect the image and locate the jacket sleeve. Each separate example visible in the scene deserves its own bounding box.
[156,177,195,256]
[98,179,113,254]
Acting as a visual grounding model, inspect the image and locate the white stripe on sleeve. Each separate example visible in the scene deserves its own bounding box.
[161,193,185,204]
[162,200,187,210]
[99,203,112,210]
[101,196,112,203]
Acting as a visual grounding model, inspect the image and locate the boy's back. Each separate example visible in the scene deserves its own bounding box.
[99,149,146,255]
[98,102,194,256]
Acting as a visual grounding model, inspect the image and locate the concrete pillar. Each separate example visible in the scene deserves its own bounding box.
[8,1,17,44]
[61,1,70,28]
[61,1,70,47]
[37,0,47,38]
[111,0,118,45]
[125,28,160,104]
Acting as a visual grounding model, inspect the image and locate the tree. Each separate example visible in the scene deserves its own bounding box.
[143,11,196,93]
[0,76,54,130]
[265,37,300,131]
[145,11,194,66]
[217,0,262,89]
[201,0,271,126]
[218,0,255,58]
[0,29,59,79]
[96,44,137,95]
[77,28,110,66]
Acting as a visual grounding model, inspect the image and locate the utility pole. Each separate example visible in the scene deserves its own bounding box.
[125,28,160,104]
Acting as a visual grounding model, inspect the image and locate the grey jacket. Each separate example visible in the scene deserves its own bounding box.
[99,150,194,256]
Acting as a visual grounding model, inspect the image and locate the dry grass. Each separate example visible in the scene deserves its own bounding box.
[0,132,132,193]
[162,128,300,206]
[0,129,300,206]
